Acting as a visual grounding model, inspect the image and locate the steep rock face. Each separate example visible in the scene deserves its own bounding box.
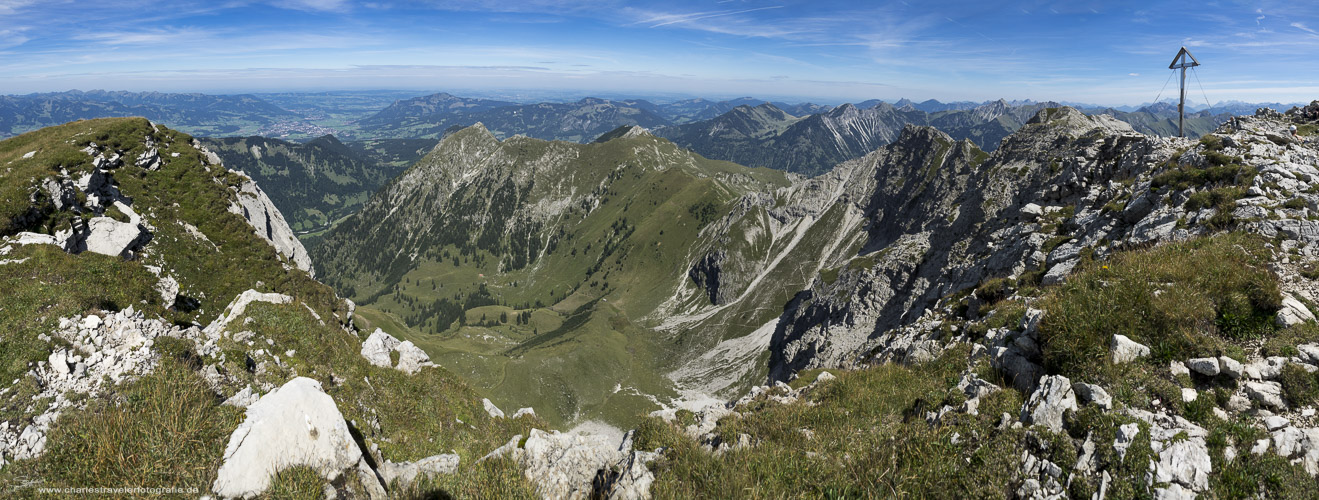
[228,175,315,277]
[755,106,1318,382]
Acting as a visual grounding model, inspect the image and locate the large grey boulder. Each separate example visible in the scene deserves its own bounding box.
[1244,357,1288,380]
[229,177,315,278]
[1218,356,1244,379]
[1021,375,1077,433]
[519,428,626,499]
[1155,438,1212,491]
[394,341,433,374]
[1072,382,1112,410]
[82,217,150,258]
[1110,335,1151,364]
[212,377,384,499]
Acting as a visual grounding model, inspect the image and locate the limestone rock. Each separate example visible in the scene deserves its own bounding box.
[1181,388,1198,403]
[513,407,537,419]
[230,177,315,278]
[1041,260,1077,286]
[82,217,150,258]
[1155,437,1212,491]
[1278,295,1317,328]
[1264,416,1290,431]
[1245,381,1288,410]
[212,377,383,498]
[1186,357,1220,377]
[393,341,434,375]
[379,454,460,487]
[1154,483,1196,500]
[1218,356,1244,379]
[1170,360,1190,377]
[360,329,401,368]
[1072,382,1112,410]
[1110,335,1151,364]
[1021,375,1076,433]
[599,449,659,500]
[1114,423,1140,461]
[484,398,505,419]
[1245,357,1288,380]
[359,329,435,374]
[519,428,624,499]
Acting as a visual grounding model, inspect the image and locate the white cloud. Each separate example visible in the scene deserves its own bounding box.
[1129,73,1139,76]
[1292,22,1319,35]
[641,6,784,28]
[0,0,36,15]
[270,0,351,12]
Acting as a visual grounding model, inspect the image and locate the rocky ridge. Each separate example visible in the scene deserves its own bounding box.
[642,107,1319,498]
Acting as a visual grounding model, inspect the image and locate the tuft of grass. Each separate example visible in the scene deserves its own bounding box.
[1279,364,1319,407]
[1152,161,1255,192]
[0,357,241,493]
[265,466,326,500]
[399,457,537,499]
[1034,233,1280,382]
[974,277,1013,306]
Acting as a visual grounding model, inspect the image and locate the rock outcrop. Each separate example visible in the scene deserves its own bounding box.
[212,377,385,499]
[228,176,315,277]
[359,328,435,374]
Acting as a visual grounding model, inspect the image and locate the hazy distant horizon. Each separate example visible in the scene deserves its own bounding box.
[2,87,1307,112]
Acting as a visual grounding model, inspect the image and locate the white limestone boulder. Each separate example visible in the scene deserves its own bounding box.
[1021,375,1076,433]
[82,217,150,258]
[360,329,401,368]
[1278,295,1316,327]
[212,377,383,499]
[1110,335,1151,364]
[359,329,435,374]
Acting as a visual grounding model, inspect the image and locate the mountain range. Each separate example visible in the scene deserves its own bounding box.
[4,98,1319,498]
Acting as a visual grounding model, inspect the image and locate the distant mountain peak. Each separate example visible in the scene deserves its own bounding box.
[592,125,651,143]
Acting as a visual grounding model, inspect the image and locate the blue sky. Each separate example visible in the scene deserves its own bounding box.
[0,0,1316,105]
